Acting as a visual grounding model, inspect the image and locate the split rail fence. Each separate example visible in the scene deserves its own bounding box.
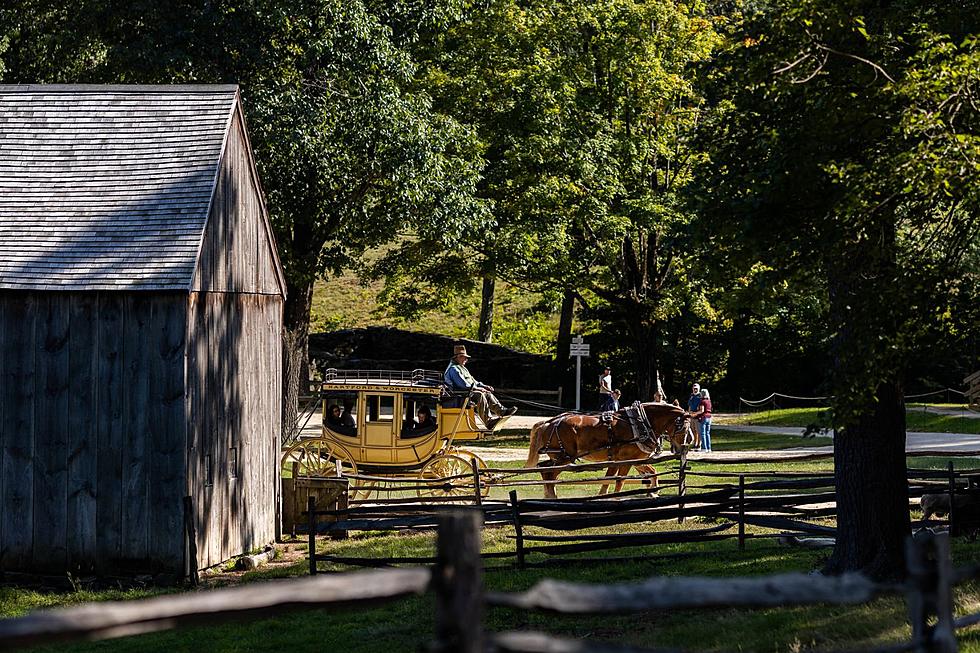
[1,513,978,653]
[304,450,980,571]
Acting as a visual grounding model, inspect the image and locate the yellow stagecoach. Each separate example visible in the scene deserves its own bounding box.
[282,368,513,500]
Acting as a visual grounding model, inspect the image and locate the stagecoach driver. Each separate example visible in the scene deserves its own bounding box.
[444,344,517,428]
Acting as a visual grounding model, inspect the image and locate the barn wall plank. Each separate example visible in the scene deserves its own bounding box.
[148,297,187,572]
[96,293,124,568]
[33,293,70,570]
[1,294,35,570]
[220,292,239,562]
[67,294,98,570]
[204,292,222,568]
[0,295,5,563]
[185,294,206,570]
[227,117,243,294]
[121,295,150,565]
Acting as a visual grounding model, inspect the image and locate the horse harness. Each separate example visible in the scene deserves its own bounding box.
[538,402,669,463]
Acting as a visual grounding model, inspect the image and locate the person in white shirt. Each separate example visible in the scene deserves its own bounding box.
[598,367,613,409]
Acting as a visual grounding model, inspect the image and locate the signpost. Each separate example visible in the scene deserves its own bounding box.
[569,335,590,411]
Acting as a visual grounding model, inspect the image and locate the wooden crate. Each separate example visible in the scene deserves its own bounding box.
[282,475,349,537]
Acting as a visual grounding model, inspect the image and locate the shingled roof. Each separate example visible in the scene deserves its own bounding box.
[0,84,241,290]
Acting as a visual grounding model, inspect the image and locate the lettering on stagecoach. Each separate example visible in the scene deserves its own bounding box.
[321,383,441,394]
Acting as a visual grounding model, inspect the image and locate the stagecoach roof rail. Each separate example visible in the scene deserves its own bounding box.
[322,368,444,387]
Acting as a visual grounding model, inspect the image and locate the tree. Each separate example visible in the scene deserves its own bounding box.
[698,0,980,578]
[0,0,487,426]
[375,0,722,397]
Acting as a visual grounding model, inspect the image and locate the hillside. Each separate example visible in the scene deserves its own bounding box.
[311,267,562,356]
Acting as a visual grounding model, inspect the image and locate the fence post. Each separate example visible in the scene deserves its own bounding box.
[906,532,958,653]
[932,534,957,653]
[510,490,525,570]
[678,450,688,524]
[907,535,929,652]
[433,511,484,653]
[948,461,956,537]
[471,458,483,507]
[331,480,350,541]
[307,496,317,576]
[738,475,746,551]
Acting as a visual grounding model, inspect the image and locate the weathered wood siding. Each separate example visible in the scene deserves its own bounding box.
[186,294,281,569]
[185,104,283,569]
[0,291,187,574]
[191,108,283,297]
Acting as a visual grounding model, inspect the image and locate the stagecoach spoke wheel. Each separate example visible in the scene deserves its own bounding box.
[418,454,475,499]
[450,449,492,497]
[281,439,365,498]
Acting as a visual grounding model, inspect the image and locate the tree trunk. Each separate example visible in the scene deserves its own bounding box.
[282,279,315,441]
[824,221,909,581]
[555,291,576,408]
[555,291,575,364]
[478,274,495,343]
[626,314,659,401]
[824,380,909,580]
[728,311,749,402]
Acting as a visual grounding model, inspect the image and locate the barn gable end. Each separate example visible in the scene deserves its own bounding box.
[191,102,284,296]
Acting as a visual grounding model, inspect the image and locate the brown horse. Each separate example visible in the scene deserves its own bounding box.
[525,403,692,499]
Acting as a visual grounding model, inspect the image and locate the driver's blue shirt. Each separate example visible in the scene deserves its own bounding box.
[687,394,702,413]
[444,361,485,391]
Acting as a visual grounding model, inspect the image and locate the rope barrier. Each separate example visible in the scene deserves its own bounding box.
[739,387,968,408]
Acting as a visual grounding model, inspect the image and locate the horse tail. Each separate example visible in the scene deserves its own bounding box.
[525,420,549,468]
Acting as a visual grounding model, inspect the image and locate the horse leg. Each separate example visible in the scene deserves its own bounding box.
[612,465,633,494]
[540,464,561,499]
[636,464,659,496]
[598,465,620,496]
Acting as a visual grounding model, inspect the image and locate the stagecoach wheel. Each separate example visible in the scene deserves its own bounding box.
[417,454,474,499]
[450,449,492,497]
[281,439,364,497]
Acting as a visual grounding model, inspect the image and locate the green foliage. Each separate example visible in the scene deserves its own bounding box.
[696,0,980,422]
[375,0,726,394]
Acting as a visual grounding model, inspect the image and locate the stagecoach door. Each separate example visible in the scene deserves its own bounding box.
[364,393,398,454]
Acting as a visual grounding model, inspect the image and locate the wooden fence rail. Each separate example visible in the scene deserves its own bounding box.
[296,452,980,571]
[0,513,974,653]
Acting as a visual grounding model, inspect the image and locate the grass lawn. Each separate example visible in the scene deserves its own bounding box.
[5,454,980,652]
[8,524,980,652]
[722,407,980,434]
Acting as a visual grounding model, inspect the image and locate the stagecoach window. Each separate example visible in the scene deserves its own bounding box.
[324,391,358,436]
[366,395,395,423]
[401,394,438,438]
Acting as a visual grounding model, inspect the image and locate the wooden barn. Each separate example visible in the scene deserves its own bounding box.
[0,85,285,578]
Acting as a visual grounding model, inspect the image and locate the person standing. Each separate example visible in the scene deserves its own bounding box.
[697,388,713,452]
[687,383,702,450]
[598,366,613,409]
[444,344,516,428]
[602,389,621,412]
